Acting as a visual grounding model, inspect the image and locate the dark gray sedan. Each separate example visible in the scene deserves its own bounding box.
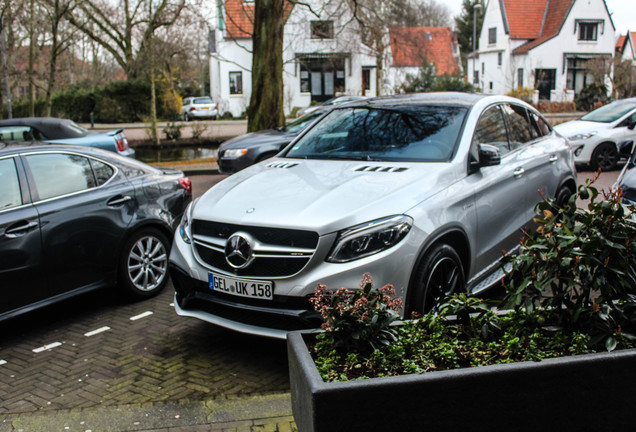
[0,143,191,321]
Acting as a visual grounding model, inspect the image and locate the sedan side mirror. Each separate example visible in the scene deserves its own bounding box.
[478,143,501,167]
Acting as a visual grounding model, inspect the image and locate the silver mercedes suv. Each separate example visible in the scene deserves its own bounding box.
[169,93,576,338]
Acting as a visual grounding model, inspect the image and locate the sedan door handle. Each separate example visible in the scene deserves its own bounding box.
[513,167,525,178]
[107,195,133,207]
[5,221,39,238]
[549,154,558,163]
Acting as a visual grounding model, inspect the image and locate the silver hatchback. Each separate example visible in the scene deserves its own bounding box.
[169,93,576,338]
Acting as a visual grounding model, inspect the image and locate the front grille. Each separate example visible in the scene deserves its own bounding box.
[191,220,319,277]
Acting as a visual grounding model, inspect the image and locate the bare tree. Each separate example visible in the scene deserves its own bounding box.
[40,0,82,116]
[62,0,186,80]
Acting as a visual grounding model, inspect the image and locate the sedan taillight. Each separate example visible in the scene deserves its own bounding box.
[115,137,125,152]
[179,177,192,194]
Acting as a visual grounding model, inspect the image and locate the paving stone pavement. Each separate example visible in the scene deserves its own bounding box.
[0,283,295,431]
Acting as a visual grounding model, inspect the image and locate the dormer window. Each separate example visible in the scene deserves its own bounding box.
[576,20,604,41]
[311,21,334,39]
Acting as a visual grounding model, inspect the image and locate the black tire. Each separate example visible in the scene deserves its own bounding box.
[119,227,170,300]
[184,113,191,122]
[212,115,217,120]
[410,243,465,314]
[590,142,618,171]
[554,185,574,210]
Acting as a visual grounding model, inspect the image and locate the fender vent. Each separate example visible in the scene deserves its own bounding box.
[266,162,299,169]
[355,166,408,173]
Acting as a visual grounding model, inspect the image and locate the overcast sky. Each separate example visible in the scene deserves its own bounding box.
[444,0,635,35]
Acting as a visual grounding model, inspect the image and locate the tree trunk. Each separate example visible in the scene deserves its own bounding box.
[28,0,35,116]
[246,0,287,132]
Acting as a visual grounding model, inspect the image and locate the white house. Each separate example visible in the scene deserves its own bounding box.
[209,0,378,118]
[477,0,616,101]
[616,31,636,62]
[208,0,462,117]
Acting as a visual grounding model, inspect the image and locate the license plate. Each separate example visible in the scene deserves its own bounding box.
[201,107,209,110]
[209,273,273,300]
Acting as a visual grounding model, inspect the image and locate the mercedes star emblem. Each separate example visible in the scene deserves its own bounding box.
[225,233,255,269]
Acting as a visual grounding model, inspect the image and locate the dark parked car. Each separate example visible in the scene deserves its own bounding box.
[217,109,327,174]
[0,143,191,321]
[617,140,636,204]
[0,117,135,158]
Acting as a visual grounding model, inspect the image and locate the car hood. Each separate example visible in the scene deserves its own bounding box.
[554,120,612,137]
[220,130,293,150]
[193,158,456,235]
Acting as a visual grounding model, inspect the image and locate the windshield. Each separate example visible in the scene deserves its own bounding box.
[284,110,325,133]
[194,97,213,104]
[284,105,467,162]
[580,101,636,123]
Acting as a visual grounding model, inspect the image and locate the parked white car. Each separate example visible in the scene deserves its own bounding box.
[181,96,218,121]
[554,98,636,171]
[169,93,577,338]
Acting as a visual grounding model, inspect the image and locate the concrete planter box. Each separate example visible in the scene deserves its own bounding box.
[288,331,636,432]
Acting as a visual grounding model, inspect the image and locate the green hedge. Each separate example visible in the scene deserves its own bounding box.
[4,79,180,123]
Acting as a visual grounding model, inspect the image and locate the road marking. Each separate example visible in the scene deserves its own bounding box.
[33,342,62,353]
[84,326,111,337]
[130,311,153,321]
[0,360,6,366]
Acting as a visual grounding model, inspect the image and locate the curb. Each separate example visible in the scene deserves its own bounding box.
[0,393,294,432]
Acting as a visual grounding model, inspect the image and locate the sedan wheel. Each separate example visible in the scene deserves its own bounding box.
[119,228,170,299]
[411,244,464,314]
[591,143,618,171]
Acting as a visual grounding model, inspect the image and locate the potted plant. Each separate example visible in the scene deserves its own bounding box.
[288,178,636,432]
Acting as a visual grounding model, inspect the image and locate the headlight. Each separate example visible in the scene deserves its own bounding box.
[223,149,248,158]
[178,200,196,244]
[568,131,597,141]
[327,215,412,263]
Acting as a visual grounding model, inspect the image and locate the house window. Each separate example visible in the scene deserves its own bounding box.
[578,22,598,41]
[300,70,310,93]
[489,82,493,90]
[362,68,371,92]
[473,70,479,85]
[481,62,485,74]
[311,21,334,39]
[517,68,524,88]
[229,71,243,95]
[488,28,496,45]
[498,52,502,66]
[535,68,556,100]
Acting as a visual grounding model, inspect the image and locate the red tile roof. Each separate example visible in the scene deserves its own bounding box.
[225,0,294,38]
[225,0,254,38]
[511,0,574,54]
[502,0,548,39]
[389,27,459,75]
[617,35,627,50]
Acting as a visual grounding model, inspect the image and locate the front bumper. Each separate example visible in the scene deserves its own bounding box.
[168,225,419,339]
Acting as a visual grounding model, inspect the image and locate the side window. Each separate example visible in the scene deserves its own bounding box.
[529,111,552,137]
[26,153,97,200]
[0,126,39,141]
[619,112,636,128]
[90,159,115,186]
[502,104,536,148]
[0,158,22,210]
[473,105,510,156]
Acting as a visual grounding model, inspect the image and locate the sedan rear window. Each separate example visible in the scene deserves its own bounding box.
[285,106,467,162]
[193,97,213,104]
[26,153,97,200]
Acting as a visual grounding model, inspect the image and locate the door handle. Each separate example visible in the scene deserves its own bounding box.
[513,167,525,177]
[549,154,558,163]
[5,221,38,238]
[107,195,133,207]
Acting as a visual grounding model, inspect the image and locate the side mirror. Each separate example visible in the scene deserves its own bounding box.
[628,121,636,130]
[478,143,501,167]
